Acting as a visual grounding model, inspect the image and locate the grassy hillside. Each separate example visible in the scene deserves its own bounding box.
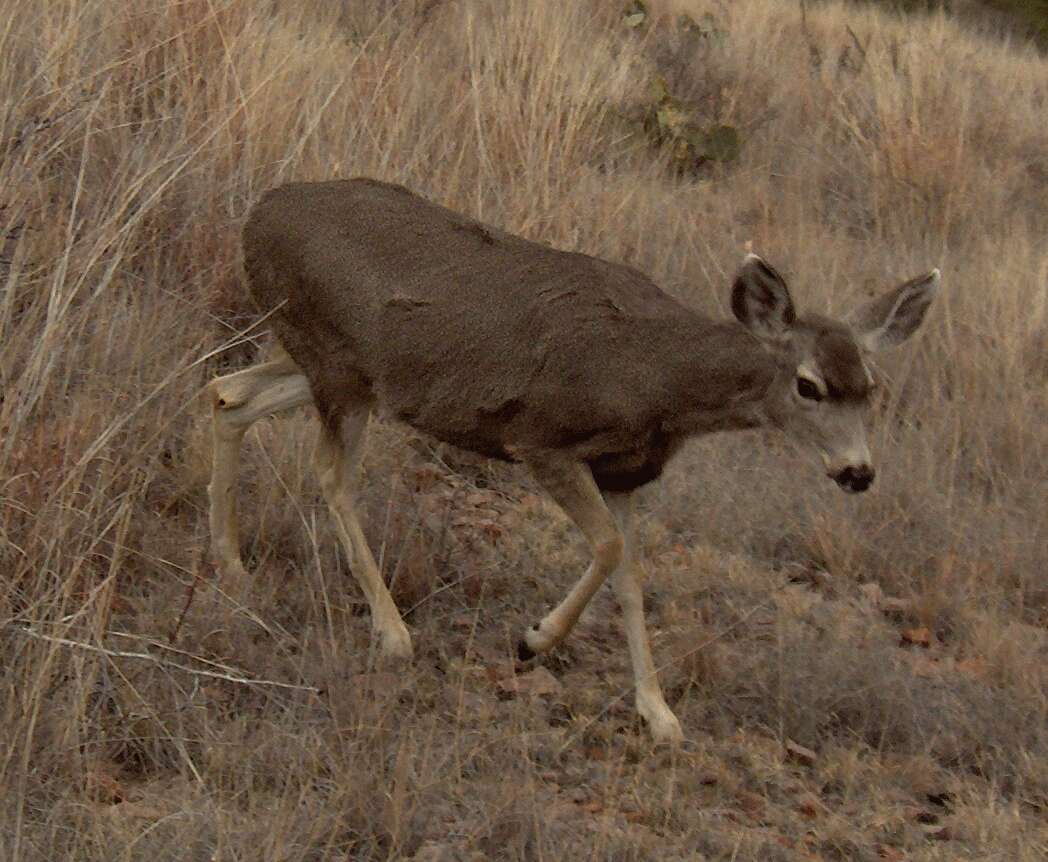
[1,0,1046,859]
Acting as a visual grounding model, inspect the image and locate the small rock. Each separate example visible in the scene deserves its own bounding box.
[859,581,884,606]
[496,666,563,698]
[881,596,912,618]
[921,823,952,841]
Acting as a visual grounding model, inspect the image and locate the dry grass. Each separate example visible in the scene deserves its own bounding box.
[2,0,1047,858]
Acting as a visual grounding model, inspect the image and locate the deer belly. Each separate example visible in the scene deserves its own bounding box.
[587,445,673,493]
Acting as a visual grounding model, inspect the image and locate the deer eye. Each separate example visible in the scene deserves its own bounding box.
[796,377,823,402]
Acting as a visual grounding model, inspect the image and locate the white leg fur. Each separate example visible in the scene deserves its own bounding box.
[208,355,313,582]
[314,411,412,660]
[522,458,623,656]
[606,493,683,744]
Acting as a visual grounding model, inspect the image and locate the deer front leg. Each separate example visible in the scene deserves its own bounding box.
[606,492,683,744]
[519,457,623,658]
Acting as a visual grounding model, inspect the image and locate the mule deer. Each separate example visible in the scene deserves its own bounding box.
[207,178,939,742]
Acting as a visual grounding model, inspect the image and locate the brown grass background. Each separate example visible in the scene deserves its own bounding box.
[1,0,1046,859]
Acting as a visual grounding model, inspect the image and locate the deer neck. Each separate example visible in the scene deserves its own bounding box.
[656,317,781,439]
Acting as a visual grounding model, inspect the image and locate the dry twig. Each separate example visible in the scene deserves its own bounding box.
[9,624,320,694]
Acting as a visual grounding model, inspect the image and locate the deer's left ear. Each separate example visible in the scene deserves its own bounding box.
[731,254,796,339]
[848,269,940,353]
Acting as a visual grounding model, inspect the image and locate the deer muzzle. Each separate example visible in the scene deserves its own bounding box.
[830,463,875,493]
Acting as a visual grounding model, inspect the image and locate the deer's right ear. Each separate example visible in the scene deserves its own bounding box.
[731,254,796,339]
[848,269,940,353]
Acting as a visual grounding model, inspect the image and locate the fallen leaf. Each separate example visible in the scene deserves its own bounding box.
[798,795,821,819]
[623,0,647,29]
[900,626,932,648]
[784,739,818,767]
[877,845,906,861]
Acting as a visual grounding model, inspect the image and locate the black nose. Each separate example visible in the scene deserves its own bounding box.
[834,465,875,493]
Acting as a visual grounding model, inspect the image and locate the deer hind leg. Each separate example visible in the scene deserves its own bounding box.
[519,457,624,659]
[314,409,413,661]
[605,492,683,744]
[208,353,313,582]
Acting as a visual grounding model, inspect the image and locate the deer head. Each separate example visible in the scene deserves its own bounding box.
[732,253,940,492]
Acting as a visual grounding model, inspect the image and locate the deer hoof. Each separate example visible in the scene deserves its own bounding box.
[379,624,413,662]
[517,639,536,662]
[640,705,684,745]
[523,621,558,655]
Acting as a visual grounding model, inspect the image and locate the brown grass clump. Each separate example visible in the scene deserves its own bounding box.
[2,0,1046,859]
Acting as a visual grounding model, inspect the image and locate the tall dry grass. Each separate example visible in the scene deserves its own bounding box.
[1,0,1046,859]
